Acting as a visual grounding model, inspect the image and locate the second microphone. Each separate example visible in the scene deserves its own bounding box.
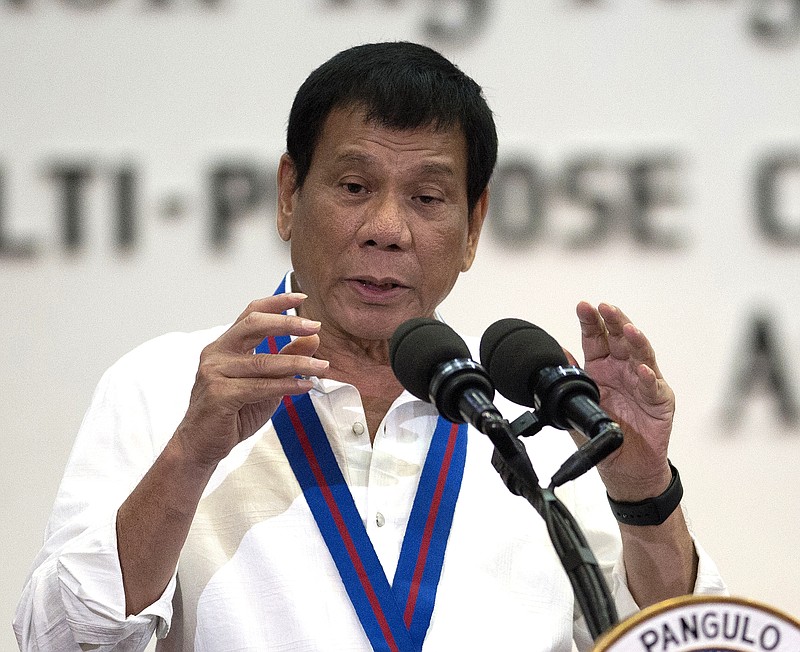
[479,318,619,442]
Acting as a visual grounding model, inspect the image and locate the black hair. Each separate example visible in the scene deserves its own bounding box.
[286,41,498,213]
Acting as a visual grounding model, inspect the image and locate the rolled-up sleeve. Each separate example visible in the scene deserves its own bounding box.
[15,515,174,651]
[13,332,203,651]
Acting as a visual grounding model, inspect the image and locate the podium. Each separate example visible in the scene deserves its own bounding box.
[593,595,800,651]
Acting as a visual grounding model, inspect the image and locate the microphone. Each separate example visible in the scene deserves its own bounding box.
[480,318,613,437]
[389,317,501,432]
[479,318,623,486]
[390,317,542,490]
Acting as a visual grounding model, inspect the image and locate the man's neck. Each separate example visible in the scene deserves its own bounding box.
[314,329,405,444]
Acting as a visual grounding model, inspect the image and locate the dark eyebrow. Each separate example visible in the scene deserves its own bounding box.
[418,162,457,179]
[334,152,375,167]
[334,152,457,179]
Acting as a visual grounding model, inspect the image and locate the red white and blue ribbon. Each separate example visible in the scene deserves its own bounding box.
[255,276,468,651]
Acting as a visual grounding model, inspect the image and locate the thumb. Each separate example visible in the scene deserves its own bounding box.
[279,333,321,358]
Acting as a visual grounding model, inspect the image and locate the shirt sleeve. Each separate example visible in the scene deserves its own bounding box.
[13,337,191,651]
[607,509,728,616]
[14,514,174,651]
[559,469,728,652]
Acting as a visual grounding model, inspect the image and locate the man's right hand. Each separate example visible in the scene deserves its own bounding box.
[172,292,328,469]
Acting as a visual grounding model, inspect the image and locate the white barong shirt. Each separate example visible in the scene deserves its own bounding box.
[14,278,726,652]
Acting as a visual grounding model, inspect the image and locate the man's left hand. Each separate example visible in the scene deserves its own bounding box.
[573,301,675,502]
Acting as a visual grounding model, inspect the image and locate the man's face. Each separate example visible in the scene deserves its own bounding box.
[277,106,487,343]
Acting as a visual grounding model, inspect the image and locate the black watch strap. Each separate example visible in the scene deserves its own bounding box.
[607,461,683,526]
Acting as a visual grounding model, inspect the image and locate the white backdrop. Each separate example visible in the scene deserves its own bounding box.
[3,1,800,649]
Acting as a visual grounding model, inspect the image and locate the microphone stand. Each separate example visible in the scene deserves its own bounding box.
[477,412,619,642]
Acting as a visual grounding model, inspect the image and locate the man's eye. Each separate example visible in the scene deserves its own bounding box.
[418,195,440,205]
[343,182,365,194]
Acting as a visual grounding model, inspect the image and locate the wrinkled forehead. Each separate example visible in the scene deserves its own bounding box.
[312,104,468,173]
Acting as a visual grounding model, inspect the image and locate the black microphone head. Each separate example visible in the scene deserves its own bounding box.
[479,318,568,406]
[389,317,471,402]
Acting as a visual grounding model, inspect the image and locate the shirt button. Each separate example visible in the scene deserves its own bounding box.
[375,512,386,527]
[352,421,365,436]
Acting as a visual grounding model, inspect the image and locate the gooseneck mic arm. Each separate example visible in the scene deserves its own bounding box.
[478,317,621,639]
[489,448,618,640]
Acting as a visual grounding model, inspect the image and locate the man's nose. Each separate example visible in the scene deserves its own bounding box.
[357,194,413,251]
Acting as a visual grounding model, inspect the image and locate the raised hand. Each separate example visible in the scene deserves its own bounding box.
[575,301,675,501]
[173,293,329,468]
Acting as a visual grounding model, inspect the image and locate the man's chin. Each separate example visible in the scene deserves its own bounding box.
[343,308,429,342]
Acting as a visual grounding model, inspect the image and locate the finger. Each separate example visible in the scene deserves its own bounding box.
[576,301,610,362]
[201,375,316,407]
[635,363,659,401]
[211,350,329,380]
[232,293,308,324]
[219,311,322,354]
[599,304,664,377]
[622,321,664,377]
[635,363,675,413]
[595,303,635,361]
[279,333,321,358]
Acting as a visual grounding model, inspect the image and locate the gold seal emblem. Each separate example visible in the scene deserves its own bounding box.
[594,596,800,652]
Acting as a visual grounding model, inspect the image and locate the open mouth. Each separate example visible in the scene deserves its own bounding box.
[359,279,401,291]
[349,277,408,298]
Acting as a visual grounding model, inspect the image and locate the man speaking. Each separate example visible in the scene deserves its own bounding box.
[15,41,725,651]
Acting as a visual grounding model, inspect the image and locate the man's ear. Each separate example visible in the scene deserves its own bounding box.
[276,153,297,242]
[461,187,489,272]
